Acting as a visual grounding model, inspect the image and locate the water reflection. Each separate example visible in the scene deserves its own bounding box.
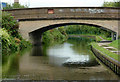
[31,46,43,56]
[2,53,19,78]
[46,37,99,67]
[2,37,120,80]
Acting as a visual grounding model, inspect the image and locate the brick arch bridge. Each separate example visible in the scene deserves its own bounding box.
[3,7,120,45]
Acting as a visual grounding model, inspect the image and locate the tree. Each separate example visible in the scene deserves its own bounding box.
[3,3,28,10]
[103,0,120,7]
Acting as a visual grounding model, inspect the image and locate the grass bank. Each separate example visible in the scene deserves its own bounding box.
[108,39,120,49]
[91,42,118,61]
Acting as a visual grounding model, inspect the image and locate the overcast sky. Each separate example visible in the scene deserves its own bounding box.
[1,0,116,8]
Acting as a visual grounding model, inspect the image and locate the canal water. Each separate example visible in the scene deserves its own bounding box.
[2,37,120,80]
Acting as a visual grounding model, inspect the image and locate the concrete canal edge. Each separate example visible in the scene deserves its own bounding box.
[91,45,120,76]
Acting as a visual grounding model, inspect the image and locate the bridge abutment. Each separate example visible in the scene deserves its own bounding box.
[111,32,118,41]
[116,33,119,40]
[29,31,43,46]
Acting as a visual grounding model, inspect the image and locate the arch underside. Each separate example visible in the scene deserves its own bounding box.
[30,22,116,34]
[19,19,119,44]
[29,23,116,45]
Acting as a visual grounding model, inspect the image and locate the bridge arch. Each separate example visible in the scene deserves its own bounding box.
[4,7,119,44]
[27,22,117,45]
[19,19,118,42]
[31,22,115,32]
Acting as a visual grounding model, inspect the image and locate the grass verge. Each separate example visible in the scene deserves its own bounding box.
[108,39,119,49]
[91,42,118,61]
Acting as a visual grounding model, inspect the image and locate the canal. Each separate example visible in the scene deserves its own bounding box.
[2,37,120,80]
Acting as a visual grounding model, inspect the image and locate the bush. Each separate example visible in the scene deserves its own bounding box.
[19,39,32,50]
[1,28,32,55]
[42,28,68,45]
[0,29,23,55]
[1,12,32,55]
[2,12,22,39]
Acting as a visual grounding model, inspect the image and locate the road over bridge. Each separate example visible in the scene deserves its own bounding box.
[3,7,120,45]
